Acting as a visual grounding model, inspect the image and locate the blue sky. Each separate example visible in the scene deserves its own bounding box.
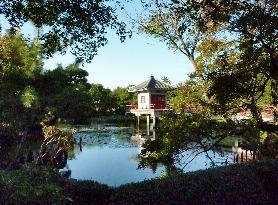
[0,3,194,89]
[44,33,194,89]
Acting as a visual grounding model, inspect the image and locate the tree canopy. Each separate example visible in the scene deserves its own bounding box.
[0,0,131,62]
[139,0,278,169]
[141,0,277,126]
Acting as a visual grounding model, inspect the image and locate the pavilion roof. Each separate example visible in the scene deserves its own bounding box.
[128,75,174,92]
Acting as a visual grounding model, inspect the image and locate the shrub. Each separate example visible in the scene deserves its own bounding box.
[64,180,111,205]
[0,164,68,205]
[1,160,278,205]
[110,160,278,205]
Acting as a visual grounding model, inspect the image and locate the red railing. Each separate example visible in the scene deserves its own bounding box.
[126,104,172,110]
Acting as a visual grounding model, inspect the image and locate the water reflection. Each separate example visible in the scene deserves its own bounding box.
[60,123,237,186]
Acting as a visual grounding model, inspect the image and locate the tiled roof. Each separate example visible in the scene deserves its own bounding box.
[128,75,173,92]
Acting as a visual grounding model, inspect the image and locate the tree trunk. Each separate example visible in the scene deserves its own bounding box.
[189,56,198,71]
[271,78,278,121]
[270,57,278,122]
[248,98,263,124]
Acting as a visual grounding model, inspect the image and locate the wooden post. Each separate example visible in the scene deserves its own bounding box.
[234,137,239,148]
[153,116,156,128]
[137,115,140,133]
[146,115,150,136]
[79,137,82,152]
[245,150,248,161]
[152,129,156,139]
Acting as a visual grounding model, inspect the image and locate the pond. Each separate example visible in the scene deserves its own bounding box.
[64,123,235,187]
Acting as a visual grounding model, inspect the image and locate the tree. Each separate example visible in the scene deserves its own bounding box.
[37,62,92,124]
[141,0,277,127]
[65,58,90,86]
[0,0,131,62]
[142,0,277,123]
[112,86,136,114]
[0,32,44,167]
[161,76,171,85]
[139,0,278,170]
[89,84,115,115]
[170,77,207,112]
[139,1,206,69]
[169,0,278,123]
[0,32,42,130]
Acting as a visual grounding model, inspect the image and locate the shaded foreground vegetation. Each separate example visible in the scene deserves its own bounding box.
[0,1,277,204]
[1,160,278,205]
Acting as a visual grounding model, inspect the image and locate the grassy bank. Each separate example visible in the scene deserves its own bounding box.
[2,161,278,205]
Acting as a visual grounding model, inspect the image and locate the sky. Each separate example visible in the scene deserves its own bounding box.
[0,3,194,89]
[44,33,194,89]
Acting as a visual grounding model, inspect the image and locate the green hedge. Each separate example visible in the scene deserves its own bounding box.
[67,160,278,205]
[1,161,278,205]
[64,180,111,205]
[110,161,277,205]
[0,165,67,205]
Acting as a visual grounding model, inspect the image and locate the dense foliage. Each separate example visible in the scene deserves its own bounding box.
[0,1,277,204]
[0,0,131,62]
[0,32,135,169]
[138,0,277,169]
[0,164,67,205]
[110,160,278,205]
[2,160,277,205]
[142,0,277,120]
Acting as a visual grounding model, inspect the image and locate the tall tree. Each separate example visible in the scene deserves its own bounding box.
[168,0,278,121]
[89,84,115,115]
[37,62,92,124]
[0,0,131,62]
[146,0,277,125]
[139,1,206,69]
[0,33,43,165]
[112,86,136,114]
[139,0,278,170]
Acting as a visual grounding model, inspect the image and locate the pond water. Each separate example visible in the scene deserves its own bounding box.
[64,124,234,187]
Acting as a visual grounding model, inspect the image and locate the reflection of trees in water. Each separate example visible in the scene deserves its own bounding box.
[139,136,244,174]
[2,141,71,172]
[138,111,278,174]
[138,135,267,175]
[177,146,230,170]
[2,126,75,177]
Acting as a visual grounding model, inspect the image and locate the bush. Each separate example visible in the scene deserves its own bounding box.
[0,164,68,205]
[64,180,111,205]
[1,161,278,205]
[110,160,278,205]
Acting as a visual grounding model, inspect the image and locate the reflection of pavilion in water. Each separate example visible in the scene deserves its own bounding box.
[231,137,257,163]
[211,137,257,164]
[130,132,257,167]
[130,122,156,154]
